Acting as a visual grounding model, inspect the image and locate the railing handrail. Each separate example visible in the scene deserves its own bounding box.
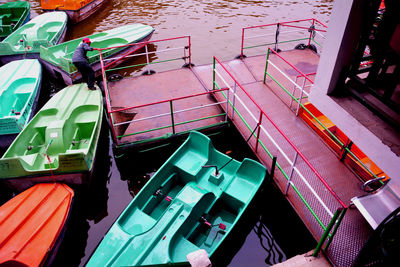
[214,56,347,209]
[110,88,228,113]
[240,18,327,58]
[95,36,190,52]
[268,48,315,84]
[265,49,381,180]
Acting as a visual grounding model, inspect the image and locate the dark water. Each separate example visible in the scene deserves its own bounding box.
[0,0,336,266]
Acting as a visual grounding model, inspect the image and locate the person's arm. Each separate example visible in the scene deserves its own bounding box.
[83,43,94,52]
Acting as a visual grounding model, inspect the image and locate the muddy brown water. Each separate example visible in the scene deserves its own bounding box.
[1,1,334,266]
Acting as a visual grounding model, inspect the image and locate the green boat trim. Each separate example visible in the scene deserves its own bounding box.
[0,83,103,179]
[0,59,41,136]
[87,131,266,266]
[0,11,67,56]
[0,1,30,39]
[40,23,155,74]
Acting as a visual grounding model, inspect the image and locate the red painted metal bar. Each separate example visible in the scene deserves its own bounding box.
[98,51,118,145]
[214,56,347,209]
[109,88,228,114]
[280,24,327,33]
[104,45,144,69]
[311,18,328,28]
[95,36,190,52]
[243,22,283,30]
[268,48,314,84]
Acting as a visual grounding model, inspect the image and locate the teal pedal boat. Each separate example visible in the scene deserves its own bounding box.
[40,23,154,85]
[86,131,267,266]
[0,11,67,64]
[0,59,41,151]
[0,83,103,192]
[0,1,30,40]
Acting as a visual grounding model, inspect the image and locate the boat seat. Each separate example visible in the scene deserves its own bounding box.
[45,120,66,154]
[351,179,400,229]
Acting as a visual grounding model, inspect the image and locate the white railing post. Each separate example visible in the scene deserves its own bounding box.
[232,82,237,120]
[285,152,299,195]
[296,77,307,116]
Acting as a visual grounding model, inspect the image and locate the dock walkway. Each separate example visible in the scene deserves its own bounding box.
[107,49,372,266]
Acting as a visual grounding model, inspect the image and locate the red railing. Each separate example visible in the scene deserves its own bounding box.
[214,56,346,208]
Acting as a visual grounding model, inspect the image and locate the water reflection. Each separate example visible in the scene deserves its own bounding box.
[28,0,332,65]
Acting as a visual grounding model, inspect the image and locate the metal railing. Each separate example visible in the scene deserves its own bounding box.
[263,47,383,181]
[240,18,327,58]
[101,36,192,77]
[97,36,231,147]
[212,56,347,256]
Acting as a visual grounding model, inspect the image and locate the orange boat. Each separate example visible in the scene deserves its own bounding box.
[41,0,108,24]
[298,102,388,182]
[0,183,74,267]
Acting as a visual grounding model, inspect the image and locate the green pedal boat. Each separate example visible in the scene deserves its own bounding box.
[0,1,30,40]
[40,23,154,85]
[0,59,41,151]
[86,131,266,266]
[0,83,103,191]
[0,11,67,64]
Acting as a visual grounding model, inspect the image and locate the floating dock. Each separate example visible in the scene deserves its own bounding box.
[98,20,377,266]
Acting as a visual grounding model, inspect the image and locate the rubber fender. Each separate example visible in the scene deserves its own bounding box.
[107,73,123,82]
[295,43,307,50]
[235,54,247,59]
[308,44,318,53]
[182,62,195,68]
[142,70,156,75]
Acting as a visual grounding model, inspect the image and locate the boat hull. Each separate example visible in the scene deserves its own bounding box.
[41,32,153,85]
[0,73,42,151]
[3,171,89,192]
[0,1,30,39]
[0,183,74,267]
[42,0,108,24]
[0,12,67,64]
[0,83,103,189]
[0,59,42,148]
[86,131,267,266]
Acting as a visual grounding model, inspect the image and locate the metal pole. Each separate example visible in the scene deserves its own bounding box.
[232,82,237,120]
[290,76,299,108]
[188,36,192,68]
[324,208,347,251]
[255,111,263,153]
[313,208,343,257]
[268,156,277,184]
[285,152,299,195]
[308,20,316,47]
[213,57,216,91]
[241,28,245,58]
[295,77,307,116]
[145,44,150,72]
[263,48,271,84]
[225,88,229,122]
[169,101,175,134]
[274,23,280,52]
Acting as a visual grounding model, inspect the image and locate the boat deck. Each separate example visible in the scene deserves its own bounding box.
[107,49,372,266]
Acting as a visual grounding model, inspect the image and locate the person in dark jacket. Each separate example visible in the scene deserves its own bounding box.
[72,38,98,90]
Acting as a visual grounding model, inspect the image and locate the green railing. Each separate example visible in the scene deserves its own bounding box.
[212,56,347,256]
